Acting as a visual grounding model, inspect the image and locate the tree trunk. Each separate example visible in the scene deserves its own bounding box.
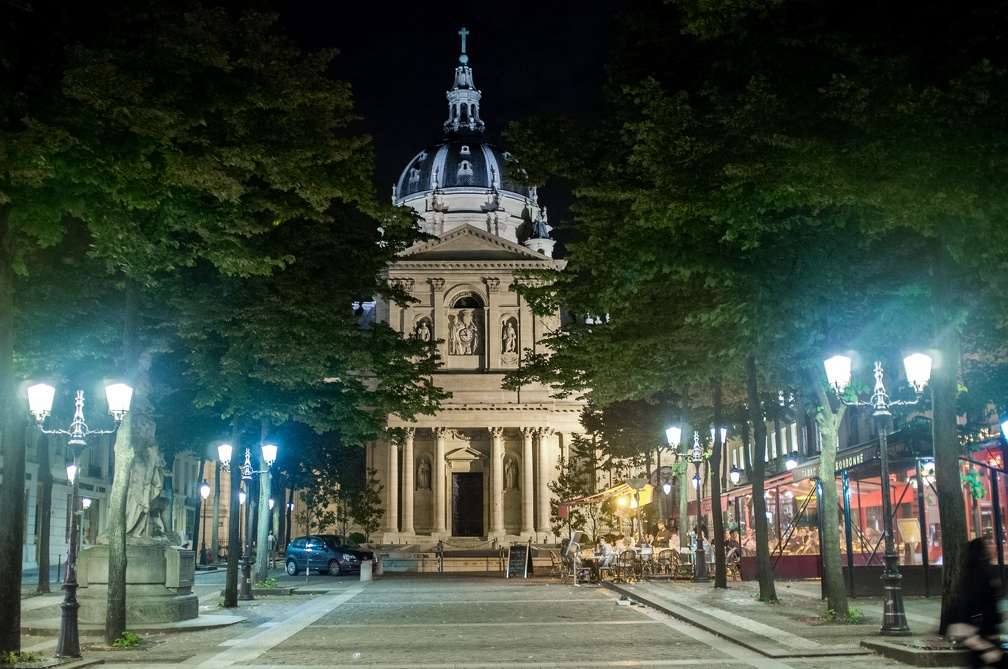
[813,379,849,618]
[747,355,777,602]
[0,204,28,654]
[212,460,221,562]
[104,283,144,646]
[193,457,205,563]
[224,419,242,608]
[255,416,271,585]
[37,434,53,594]
[932,244,967,633]
[710,376,726,588]
[740,406,753,478]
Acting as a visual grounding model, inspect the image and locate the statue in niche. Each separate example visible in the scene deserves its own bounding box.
[415,320,431,342]
[505,457,518,490]
[449,310,480,355]
[417,458,431,490]
[502,321,517,353]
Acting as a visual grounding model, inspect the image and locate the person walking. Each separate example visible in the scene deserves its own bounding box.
[947,538,1006,668]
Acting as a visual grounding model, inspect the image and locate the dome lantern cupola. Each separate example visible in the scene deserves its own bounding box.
[392,28,553,256]
[445,26,484,134]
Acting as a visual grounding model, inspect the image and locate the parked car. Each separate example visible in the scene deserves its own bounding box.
[284,534,375,576]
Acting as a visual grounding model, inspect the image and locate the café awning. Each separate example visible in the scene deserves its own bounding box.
[557,481,653,519]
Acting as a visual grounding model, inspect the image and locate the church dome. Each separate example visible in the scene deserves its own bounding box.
[391,27,553,254]
[395,136,529,201]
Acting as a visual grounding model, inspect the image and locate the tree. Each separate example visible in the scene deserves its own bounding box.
[507,0,1008,617]
[3,0,444,645]
[350,468,384,542]
[296,480,337,536]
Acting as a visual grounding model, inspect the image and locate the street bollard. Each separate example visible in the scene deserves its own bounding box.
[360,560,373,582]
[375,555,384,577]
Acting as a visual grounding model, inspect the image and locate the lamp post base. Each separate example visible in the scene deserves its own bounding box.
[55,580,81,658]
[239,556,255,600]
[693,545,708,582]
[880,554,911,635]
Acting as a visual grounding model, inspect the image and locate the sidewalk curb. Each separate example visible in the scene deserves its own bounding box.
[861,639,968,667]
[607,582,870,658]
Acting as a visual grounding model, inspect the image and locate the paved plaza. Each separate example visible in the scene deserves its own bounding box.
[18,569,959,669]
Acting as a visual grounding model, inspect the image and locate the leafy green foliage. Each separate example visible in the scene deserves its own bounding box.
[112,631,141,648]
[350,468,385,542]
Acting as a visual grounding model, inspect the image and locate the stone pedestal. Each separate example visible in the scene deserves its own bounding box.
[78,544,198,625]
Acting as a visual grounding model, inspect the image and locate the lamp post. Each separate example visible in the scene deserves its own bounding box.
[824,353,932,636]
[665,426,683,544]
[690,431,708,582]
[27,382,132,659]
[199,481,211,565]
[218,443,278,600]
[729,465,741,532]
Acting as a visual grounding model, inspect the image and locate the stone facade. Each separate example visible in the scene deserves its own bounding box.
[372,34,583,544]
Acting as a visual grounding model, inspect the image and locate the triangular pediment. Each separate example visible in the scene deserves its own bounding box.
[446,445,485,461]
[400,225,552,262]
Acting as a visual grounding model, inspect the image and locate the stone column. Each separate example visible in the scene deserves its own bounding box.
[520,427,535,536]
[431,278,446,359]
[401,428,415,535]
[484,277,499,368]
[489,427,505,537]
[386,440,399,535]
[536,428,553,532]
[433,427,447,535]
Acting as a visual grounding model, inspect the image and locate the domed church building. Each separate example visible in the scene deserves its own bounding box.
[371,29,584,543]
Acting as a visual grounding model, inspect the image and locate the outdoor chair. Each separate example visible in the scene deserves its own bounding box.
[549,550,563,578]
[657,549,674,575]
[639,549,655,578]
[615,550,638,582]
[672,549,694,579]
[726,547,741,581]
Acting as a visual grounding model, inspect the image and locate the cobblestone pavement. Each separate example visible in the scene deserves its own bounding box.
[19,570,954,669]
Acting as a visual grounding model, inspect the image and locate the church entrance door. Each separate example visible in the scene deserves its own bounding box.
[452,473,484,537]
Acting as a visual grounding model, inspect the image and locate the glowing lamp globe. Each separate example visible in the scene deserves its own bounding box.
[824,355,852,392]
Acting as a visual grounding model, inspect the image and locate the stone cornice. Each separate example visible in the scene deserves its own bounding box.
[390,259,565,271]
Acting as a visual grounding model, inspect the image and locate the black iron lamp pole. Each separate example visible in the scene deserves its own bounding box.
[218,444,277,601]
[825,355,931,636]
[690,431,708,582]
[28,384,132,659]
[199,480,211,565]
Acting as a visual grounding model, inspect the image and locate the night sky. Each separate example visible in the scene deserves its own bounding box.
[280,1,650,215]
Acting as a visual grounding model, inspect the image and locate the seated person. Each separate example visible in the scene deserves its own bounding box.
[614,535,627,552]
[626,533,637,550]
[640,533,655,548]
[654,520,671,548]
[725,530,741,563]
[589,536,615,582]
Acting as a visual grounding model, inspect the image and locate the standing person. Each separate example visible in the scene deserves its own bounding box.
[654,520,671,548]
[947,538,1006,668]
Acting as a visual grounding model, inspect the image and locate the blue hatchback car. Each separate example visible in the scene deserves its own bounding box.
[284,535,375,576]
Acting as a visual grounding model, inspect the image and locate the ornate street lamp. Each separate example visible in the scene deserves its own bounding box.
[27,382,132,659]
[729,466,741,486]
[824,353,931,636]
[665,426,683,536]
[199,481,211,565]
[690,431,708,582]
[218,443,278,600]
[237,489,246,560]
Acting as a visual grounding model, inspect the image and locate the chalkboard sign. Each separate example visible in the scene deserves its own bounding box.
[506,541,533,579]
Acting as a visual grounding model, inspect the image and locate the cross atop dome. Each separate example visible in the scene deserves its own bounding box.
[458,26,469,64]
[444,26,484,134]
